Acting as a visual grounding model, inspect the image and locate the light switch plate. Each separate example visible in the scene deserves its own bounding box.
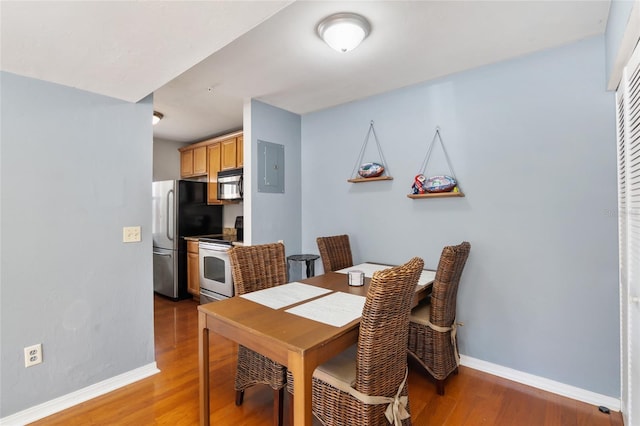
[123,226,141,243]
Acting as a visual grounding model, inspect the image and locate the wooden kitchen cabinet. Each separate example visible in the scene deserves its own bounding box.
[179,146,207,178]
[177,130,243,203]
[186,240,200,298]
[207,143,223,204]
[221,137,242,170]
[193,146,207,175]
[180,149,193,177]
[237,135,244,168]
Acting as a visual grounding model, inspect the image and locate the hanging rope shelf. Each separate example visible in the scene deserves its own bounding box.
[407,127,465,199]
[348,121,394,183]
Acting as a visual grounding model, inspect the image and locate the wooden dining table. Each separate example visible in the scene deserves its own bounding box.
[198,264,434,426]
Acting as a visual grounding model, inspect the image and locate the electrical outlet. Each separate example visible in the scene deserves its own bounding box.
[24,343,42,367]
[123,226,141,243]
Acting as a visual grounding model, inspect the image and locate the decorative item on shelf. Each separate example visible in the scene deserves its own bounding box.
[412,174,427,194]
[348,121,394,183]
[408,127,464,199]
[358,162,385,178]
[424,175,457,193]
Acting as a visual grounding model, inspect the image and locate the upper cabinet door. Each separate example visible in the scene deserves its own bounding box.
[237,136,244,168]
[180,149,194,177]
[207,143,223,205]
[193,146,207,175]
[221,138,238,170]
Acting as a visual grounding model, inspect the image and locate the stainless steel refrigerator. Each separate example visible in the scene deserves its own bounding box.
[152,180,223,299]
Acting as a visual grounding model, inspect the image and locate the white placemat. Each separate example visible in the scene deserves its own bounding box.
[240,282,332,310]
[285,292,366,327]
[337,263,390,278]
[418,270,436,287]
[337,263,436,287]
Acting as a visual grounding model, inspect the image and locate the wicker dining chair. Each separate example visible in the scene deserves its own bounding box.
[228,242,289,426]
[407,241,471,396]
[316,234,354,272]
[287,257,424,426]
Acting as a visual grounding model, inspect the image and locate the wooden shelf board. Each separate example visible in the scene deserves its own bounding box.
[347,176,394,183]
[407,191,465,199]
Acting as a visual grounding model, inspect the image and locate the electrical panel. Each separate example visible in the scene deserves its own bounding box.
[257,140,285,193]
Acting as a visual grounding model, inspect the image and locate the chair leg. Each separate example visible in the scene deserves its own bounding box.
[235,389,244,406]
[273,388,284,426]
[436,379,445,396]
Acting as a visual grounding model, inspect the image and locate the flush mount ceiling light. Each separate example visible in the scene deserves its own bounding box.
[152,111,164,125]
[317,12,371,53]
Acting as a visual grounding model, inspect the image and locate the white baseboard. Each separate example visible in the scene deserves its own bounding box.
[1,356,620,424]
[460,355,621,412]
[0,363,160,426]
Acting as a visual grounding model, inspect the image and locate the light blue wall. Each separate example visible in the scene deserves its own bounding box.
[153,137,189,181]
[249,100,303,277]
[0,72,155,416]
[300,36,619,397]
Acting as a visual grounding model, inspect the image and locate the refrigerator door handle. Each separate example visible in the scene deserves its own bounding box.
[166,188,174,241]
[153,251,172,256]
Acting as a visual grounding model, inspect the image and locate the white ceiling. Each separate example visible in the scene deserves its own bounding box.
[1,1,610,143]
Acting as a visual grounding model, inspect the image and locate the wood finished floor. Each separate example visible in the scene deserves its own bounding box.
[30,295,623,425]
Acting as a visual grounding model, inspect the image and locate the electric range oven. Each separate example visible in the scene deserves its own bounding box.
[198,238,234,303]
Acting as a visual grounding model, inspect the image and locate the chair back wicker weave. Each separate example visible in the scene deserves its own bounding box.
[316,234,354,272]
[230,242,289,295]
[407,241,471,396]
[291,257,424,426]
[228,242,288,426]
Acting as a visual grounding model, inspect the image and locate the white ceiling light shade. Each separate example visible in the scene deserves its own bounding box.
[153,111,164,125]
[317,13,371,53]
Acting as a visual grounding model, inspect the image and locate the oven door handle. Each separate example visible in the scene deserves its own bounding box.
[153,251,172,257]
[199,244,232,252]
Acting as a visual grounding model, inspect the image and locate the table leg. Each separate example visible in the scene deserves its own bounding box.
[306,260,315,278]
[199,311,210,426]
[288,350,314,426]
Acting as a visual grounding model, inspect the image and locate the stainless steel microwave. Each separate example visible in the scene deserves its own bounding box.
[217,168,243,201]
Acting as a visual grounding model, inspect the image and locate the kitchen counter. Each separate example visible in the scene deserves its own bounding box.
[184,234,243,246]
[184,234,222,241]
